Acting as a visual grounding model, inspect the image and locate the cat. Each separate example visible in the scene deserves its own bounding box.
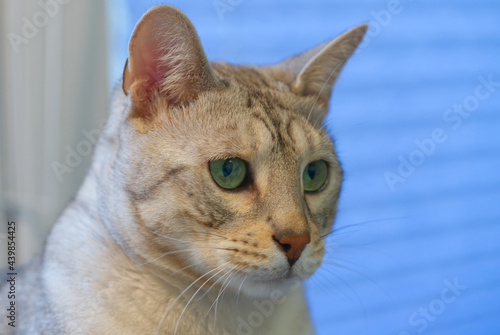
[0,5,366,335]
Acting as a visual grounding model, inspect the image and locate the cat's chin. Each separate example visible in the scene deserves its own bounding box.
[235,273,303,299]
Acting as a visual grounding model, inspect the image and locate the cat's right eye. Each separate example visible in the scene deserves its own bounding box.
[303,160,328,192]
[209,158,247,190]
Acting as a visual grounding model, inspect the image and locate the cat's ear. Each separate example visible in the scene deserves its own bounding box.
[269,24,367,111]
[122,5,223,118]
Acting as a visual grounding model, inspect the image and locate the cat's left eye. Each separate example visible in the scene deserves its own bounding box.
[303,160,328,192]
[209,158,247,190]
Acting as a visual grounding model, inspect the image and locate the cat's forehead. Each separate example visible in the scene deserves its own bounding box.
[147,62,335,164]
[205,63,326,128]
[211,62,285,91]
[189,84,334,164]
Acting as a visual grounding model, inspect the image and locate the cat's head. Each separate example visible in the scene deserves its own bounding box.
[108,5,366,297]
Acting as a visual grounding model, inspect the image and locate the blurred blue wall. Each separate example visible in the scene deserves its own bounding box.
[108,1,500,334]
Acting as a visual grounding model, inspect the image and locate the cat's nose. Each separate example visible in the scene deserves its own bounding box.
[274,233,311,267]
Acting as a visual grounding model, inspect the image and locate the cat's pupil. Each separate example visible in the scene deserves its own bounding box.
[222,159,233,177]
[307,164,317,179]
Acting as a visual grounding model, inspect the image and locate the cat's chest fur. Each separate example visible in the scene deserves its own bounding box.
[0,5,366,334]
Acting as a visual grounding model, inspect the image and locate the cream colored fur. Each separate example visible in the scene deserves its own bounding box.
[0,5,366,335]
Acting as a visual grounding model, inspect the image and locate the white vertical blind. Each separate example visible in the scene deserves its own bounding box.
[0,0,108,264]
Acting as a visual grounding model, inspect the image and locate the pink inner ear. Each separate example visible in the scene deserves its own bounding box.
[130,31,165,93]
[125,18,189,103]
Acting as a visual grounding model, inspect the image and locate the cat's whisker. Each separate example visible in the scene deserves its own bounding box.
[321,229,358,240]
[202,267,234,318]
[318,117,337,132]
[308,271,346,303]
[197,274,224,303]
[315,266,366,311]
[218,266,244,310]
[326,243,395,262]
[321,259,393,302]
[323,216,410,239]
[212,267,239,326]
[134,245,240,268]
[196,263,241,303]
[312,270,369,323]
[170,259,207,276]
[173,266,227,335]
[322,253,363,270]
[236,273,248,304]
[155,262,230,335]
[220,267,245,307]
[134,247,214,268]
[125,209,233,252]
[205,265,239,321]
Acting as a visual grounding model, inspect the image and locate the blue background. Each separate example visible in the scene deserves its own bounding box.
[108,1,500,334]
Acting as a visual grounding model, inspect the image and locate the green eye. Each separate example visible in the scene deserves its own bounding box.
[303,160,328,192]
[210,158,247,190]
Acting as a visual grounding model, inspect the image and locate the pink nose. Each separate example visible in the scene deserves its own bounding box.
[274,233,311,266]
